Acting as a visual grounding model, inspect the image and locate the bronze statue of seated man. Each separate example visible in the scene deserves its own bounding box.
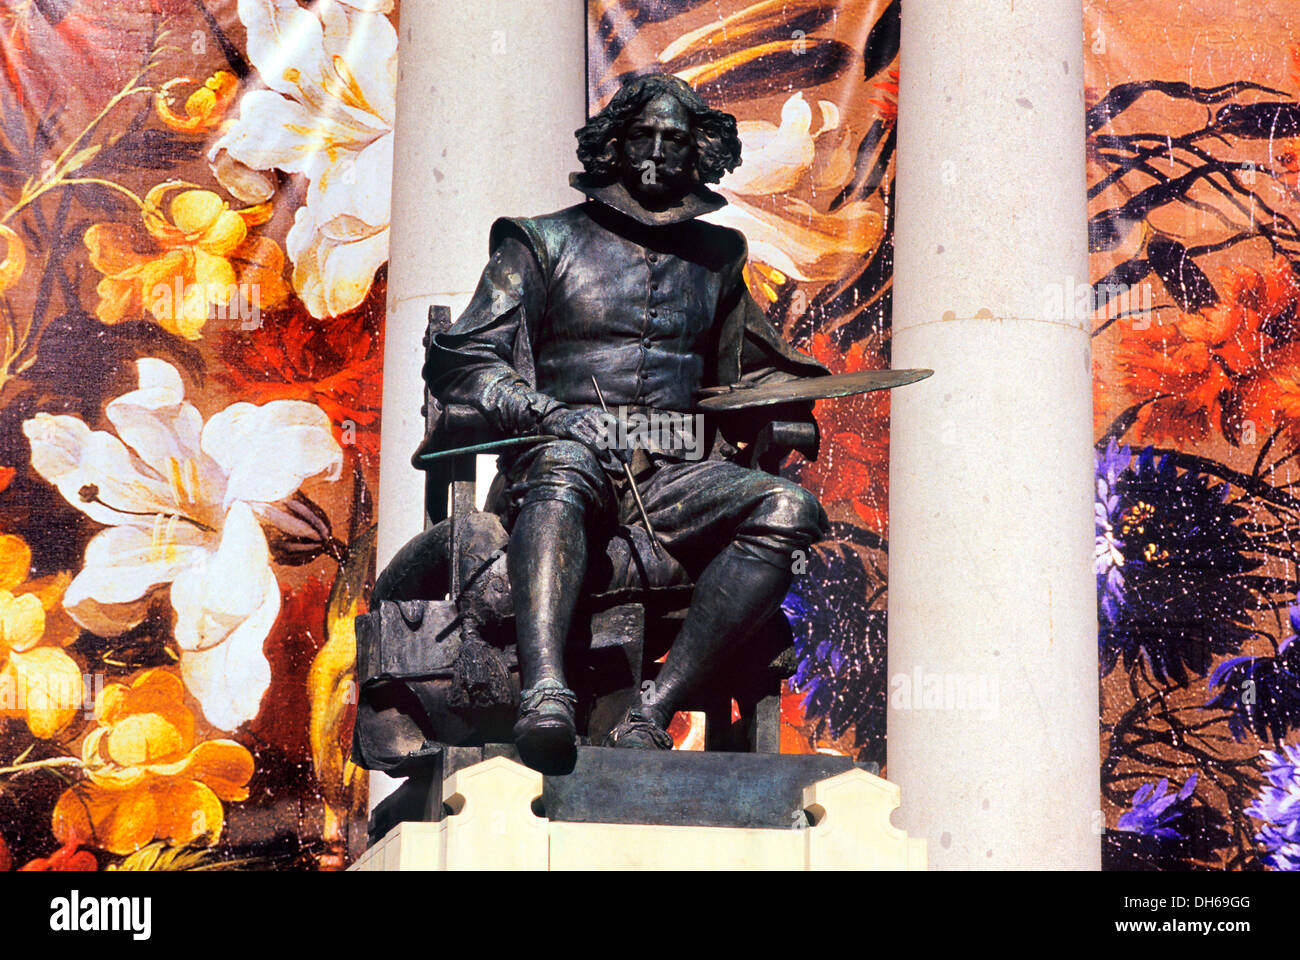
[425,74,831,774]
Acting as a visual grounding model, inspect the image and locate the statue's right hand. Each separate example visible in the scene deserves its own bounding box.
[540,407,612,452]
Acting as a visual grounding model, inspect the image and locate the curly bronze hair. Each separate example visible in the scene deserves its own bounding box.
[575,74,742,185]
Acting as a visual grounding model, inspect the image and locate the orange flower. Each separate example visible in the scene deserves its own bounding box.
[0,224,25,292]
[0,533,81,738]
[1114,256,1300,444]
[51,670,254,855]
[794,332,890,533]
[154,71,238,134]
[84,183,287,340]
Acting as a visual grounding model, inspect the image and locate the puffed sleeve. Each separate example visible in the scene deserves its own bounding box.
[423,229,563,435]
[713,231,831,388]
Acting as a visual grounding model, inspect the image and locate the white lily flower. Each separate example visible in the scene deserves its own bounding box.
[703,93,884,284]
[22,358,342,730]
[209,0,396,318]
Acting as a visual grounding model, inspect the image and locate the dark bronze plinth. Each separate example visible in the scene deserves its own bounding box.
[368,744,879,845]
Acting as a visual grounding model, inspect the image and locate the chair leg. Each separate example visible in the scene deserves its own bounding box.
[577,603,645,744]
[702,693,737,752]
[749,691,782,754]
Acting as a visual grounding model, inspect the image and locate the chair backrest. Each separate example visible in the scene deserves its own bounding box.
[421,304,454,526]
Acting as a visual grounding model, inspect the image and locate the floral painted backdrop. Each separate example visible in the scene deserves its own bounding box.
[588,0,898,764]
[1088,2,1300,870]
[0,0,394,871]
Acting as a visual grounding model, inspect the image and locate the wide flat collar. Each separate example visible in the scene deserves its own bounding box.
[569,173,727,227]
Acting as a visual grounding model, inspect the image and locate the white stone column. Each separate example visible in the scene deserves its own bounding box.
[372,0,586,809]
[888,0,1099,868]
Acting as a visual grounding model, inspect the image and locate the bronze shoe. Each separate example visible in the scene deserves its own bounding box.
[513,678,578,774]
[603,706,674,750]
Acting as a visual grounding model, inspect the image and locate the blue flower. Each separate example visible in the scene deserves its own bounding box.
[1095,440,1131,625]
[1117,774,1198,839]
[1098,447,1261,684]
[1205,616,1300,741]
[1104,771,1231,869]
[780,590,810,627]
[782,534,885,762]
[1246,742,1300,870]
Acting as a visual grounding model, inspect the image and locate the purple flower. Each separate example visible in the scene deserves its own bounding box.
[1246,742,1300,870]
[1098,447,1260,684]
[1095,440,1131,625]
[1205,623,1300,742]
[781,536,886,763]
[1117,774,1198,839]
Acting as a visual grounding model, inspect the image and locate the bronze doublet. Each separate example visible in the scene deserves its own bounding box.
[524,203,734,412]
[424,178,828,441]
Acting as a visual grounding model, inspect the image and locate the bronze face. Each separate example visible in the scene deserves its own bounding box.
[618,94,695,210]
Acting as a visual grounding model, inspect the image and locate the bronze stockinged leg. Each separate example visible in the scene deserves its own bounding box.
[608,539,796,749]
[508,499,587,774]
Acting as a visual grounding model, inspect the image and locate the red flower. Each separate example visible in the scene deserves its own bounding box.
[219,281,384,465]
[1115,256,1300,444]
[19,839,97,871]
[794,332,890,534]
[868,68,899,126]
[0,1,140,109]
[780,684,815,754]
[249,577,333,761]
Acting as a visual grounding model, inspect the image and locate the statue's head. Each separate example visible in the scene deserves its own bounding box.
[575,74,742,211]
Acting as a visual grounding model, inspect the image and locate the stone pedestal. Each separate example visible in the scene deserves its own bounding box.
[350,751,925,871]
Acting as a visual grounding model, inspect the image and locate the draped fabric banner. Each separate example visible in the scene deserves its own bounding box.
[1087,3,1300,870]
[0,0,394,871]
[587,0,898,764]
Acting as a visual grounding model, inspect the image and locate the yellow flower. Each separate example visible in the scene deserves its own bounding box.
[0,533,81,739]
[83,183,288,340]
[52,670,254,855]
[154,71,239,134]
[0,223,25,292]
